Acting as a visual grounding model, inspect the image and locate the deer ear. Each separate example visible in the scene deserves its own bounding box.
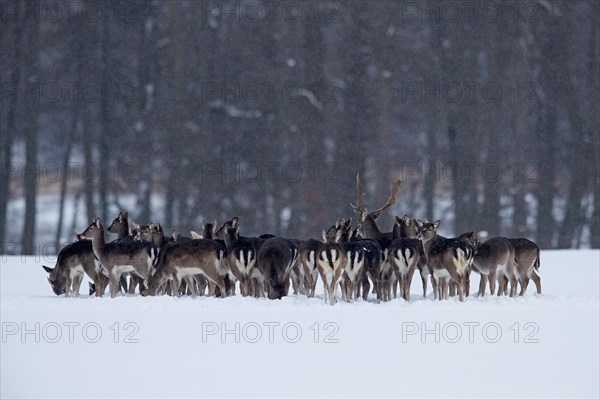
[95,218,101,228]
[394,215,402,224]
[424,219,430,224]
[123,212,128,220]
[335,229,343,243]
[344,218,352,229]
[416,220,423,227]
[403,215,411,224]
[202,218,207,226]
[433,220,441,229]
[190,231,202,239]
[321,230,327,242]
[42,265,54,274]
[231,217,239,229]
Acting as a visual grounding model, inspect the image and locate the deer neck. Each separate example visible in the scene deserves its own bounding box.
[116,224,130,240]
[361,215,383,238]
[90,228,107,260]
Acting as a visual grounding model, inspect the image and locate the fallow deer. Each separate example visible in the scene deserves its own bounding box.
[350,174,402,301]
[467,236,518,297]
[78,218,159,298]
[142,235,226,297]
[297,238,323,298]
[392,215,430,298]
[256,237,297,300]
[216,217,258,297]
[388,216,421,301]
[43,238,107,297]
[338,222,367,301]
[415,220,472,301]
[316,238,347,305]
[509,238,541,295]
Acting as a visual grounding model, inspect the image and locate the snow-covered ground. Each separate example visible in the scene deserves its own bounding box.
[1,250,599,399]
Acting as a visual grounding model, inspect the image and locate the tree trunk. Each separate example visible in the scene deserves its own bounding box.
[21,18,39,255]
[0,18,23,254]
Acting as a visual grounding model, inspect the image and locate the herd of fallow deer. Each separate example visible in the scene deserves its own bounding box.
[43,175,542,304]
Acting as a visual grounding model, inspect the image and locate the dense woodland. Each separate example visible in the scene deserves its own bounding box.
[1,0,598,253]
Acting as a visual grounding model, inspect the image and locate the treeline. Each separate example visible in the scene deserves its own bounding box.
[0,0,598,253]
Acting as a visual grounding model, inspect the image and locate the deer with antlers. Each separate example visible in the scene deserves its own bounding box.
[350,174,402,301]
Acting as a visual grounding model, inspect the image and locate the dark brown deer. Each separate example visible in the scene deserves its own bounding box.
[43,239,107,297]
[392,215,430,298]
[388,216,421,301]
[257,237,297,300]
[415,220,472,301]
[350,174,402,301]
[217,217,258,297]
[78,218,159,298]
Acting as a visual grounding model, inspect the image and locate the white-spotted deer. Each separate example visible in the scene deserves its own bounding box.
[78,218,159,298]
[509,238,541,295]
[415,220,472,301]
[350,174,402,301]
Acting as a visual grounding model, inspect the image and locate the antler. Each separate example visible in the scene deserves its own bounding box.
[349,173,367,217]
[370,178,402,220]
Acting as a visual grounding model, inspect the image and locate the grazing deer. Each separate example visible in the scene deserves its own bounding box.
[508,238,541,295]
[78,218,159,298]
[256,237,297,300]
[143,235,226,297]
[416,220,472,301]
[43,238,107,297]
[350,174,402,301]
[467,236,517,297]
[217,217,258,297]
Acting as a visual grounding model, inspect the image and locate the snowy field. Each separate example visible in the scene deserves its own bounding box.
[1,250,599,399]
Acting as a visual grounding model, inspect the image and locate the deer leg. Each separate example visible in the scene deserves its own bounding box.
[110,271,121,298]
[519,277,527,296]
[127,275,137,294]
[488,270,496,295]
[185,276,197,297]
[420,269,428,298]
[171,275,181,297]
[530,269,542,294]
[509,275,518,297]
[64,273,72,297]
[72,274,83,297]
[449,281,456,297]
[478,274,487,297]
